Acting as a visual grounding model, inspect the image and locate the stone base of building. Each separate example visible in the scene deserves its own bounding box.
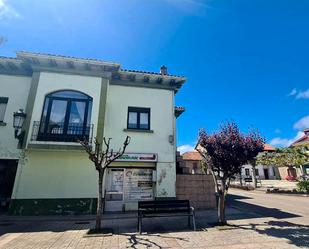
[8,198,97,215]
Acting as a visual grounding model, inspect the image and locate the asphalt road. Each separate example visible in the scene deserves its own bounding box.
[227,189,309,226]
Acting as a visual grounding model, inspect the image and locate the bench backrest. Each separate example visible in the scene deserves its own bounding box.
[138,200,190,212]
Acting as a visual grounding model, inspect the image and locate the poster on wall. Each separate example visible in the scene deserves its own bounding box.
[107,169,124,193]
[124,169,154,201]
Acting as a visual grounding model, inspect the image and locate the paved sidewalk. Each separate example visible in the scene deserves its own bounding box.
[0,190,308,248]
[232,180,298,191]
[259,180,298,191]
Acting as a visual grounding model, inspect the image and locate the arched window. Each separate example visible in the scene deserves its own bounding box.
[38,90,93,142]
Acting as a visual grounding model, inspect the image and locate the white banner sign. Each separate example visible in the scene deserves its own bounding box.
[116,153,157,162]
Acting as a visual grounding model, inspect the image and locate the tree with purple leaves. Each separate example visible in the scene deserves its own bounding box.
[197,122,264,225]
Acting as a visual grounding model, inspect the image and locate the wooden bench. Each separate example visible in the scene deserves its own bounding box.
[137,200,196,234]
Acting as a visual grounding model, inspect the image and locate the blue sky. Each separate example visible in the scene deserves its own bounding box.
[1,0,309,153]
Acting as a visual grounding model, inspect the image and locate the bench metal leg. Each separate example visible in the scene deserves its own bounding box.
[138,216,142,234]
[192,213,196,231]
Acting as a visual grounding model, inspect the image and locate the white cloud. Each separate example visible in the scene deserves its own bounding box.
[165,0,208,14]
[289,88,297,96]
[177,144,195,154]
[293,115,309,130]
[270,131,304,148]
[296,89,309,99]
[269,115,309,147]
[0,0,19,20]
[288,88,309,99]
[269,138,291,148]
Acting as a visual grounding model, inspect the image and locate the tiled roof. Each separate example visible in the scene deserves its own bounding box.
[121,68,185,78]
[16,52,183,78]
[263,144,276,151]
[291,135,309,147]
[1,51,187,92]
[182,151,202,161]
[17,51,120,67]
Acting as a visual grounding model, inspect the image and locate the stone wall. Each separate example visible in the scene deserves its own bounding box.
[176,174,216,209]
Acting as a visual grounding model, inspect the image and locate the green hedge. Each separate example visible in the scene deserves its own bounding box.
[297,180,309,193]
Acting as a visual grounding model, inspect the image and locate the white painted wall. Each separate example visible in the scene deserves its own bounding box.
[12,76,177,199]
[0,74,31,159]
[12,150,97,198]
[242,164,277,180]
[12,72,103,199]
[26,72,103,146]
[104,85,176,197]
[104,85,175,161]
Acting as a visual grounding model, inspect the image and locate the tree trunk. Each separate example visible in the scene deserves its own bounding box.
[218,179,227,225]
[96,170,104,230]
[251,160,257,189]
[239,173,243,187]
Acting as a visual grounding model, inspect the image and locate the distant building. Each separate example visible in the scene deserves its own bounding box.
[242,144,280,180]
[286,128,309,177]
[177,151,204,174]
[291,128,309,147]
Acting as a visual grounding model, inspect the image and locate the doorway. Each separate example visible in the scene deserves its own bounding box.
[287,167,297,178]
[105,169,124,212]
[0,159,18,213]
[263,168,269,180]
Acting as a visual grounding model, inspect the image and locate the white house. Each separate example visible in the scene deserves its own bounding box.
[0,51,186,214]
[241,144,279,180]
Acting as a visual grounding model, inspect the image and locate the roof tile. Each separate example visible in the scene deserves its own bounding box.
[181,151,202,161]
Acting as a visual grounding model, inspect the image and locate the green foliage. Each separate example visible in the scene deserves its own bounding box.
[257,146,309,168]
[297,180,309,193]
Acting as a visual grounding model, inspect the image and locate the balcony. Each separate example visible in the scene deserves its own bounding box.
[29,121,93,148]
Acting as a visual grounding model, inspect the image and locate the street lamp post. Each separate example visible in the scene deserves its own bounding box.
[13,109,26,144]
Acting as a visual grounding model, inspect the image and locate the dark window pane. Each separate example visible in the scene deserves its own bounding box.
[193,163,198,170]
[128,112,138,128]
[140,112,149,129]
[87,101,92,124]
[0,103,7,122]
[68,101,86,135]
[40,97,49,133]
[245,169,250,176]
[48,100,67,134]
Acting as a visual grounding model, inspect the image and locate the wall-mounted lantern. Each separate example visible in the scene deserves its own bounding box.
[13,109,26,144]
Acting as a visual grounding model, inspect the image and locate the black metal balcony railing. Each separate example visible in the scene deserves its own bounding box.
[31,121,94,143]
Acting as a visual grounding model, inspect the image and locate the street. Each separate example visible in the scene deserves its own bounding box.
[0,190,308,248]
[228,189,309,225]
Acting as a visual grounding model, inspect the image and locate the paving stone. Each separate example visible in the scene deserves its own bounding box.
[0,204,308,249]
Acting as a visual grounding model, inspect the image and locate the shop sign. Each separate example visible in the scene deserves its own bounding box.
[116,153,157,162]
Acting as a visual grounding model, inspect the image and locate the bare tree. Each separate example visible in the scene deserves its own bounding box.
[80,136,130,230]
